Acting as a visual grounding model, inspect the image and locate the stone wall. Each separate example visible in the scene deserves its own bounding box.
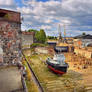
[0,44,3,63]
[35,47,54,55]
[0,9,21,64]
[35,47,48,54]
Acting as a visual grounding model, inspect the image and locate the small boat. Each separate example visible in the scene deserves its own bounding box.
[46,54,69,74]
[54,46,69,53]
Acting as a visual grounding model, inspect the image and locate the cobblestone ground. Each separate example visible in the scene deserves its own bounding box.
[0,66,23,92]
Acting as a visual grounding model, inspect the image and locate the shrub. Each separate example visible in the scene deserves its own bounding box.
[30,43,48,48]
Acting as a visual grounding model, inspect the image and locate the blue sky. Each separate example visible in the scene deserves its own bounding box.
[0,0,92,36]
[15,0,24,7]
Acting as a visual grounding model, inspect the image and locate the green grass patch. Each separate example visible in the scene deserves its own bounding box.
[30,43,48,48]
[26,80,38,92]
[22,59,39,92]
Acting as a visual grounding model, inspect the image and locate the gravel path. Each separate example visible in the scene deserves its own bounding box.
[0,67,23,92]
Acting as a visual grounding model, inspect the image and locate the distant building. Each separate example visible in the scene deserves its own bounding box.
[82,39,92,47]
[65,37,74,44]
[74,34,92,47]
[74,34,92,39]
[74,39,82,48]
[22,31,35,48]
[0,9,21,64]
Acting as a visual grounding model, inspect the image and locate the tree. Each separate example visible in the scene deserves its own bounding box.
[28,29,46,43]
[35,29,46,43]
[39,29,46,43]
[47,36,57,40]
[82,32,86,36]
[28,29,37,32]
[35,31,40,42]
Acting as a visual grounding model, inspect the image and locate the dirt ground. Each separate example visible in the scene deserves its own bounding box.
[64,53,92,92]
[0,66,23,92]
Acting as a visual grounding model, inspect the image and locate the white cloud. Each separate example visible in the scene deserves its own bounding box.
[0,0,14,5]
[41,25,51,30]
[0,0,92,36]
[17,7,31,14]
[0,0,16,10]
[17,0,92,36]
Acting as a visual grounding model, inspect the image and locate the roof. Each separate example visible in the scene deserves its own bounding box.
[22,31,35,35]
[0,9,20,14]
[0,8,21,23]
[74,34,92,39]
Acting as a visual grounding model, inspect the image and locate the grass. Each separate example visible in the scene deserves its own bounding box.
[22,59,39,92]
[30,43,48,48]
[22,45,30,48]
[24,53,86,92]
[26,80,38,92]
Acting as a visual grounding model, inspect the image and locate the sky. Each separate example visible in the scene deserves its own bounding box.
[0,0,92,37]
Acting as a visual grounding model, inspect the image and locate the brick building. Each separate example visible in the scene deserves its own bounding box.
[22,31,35,49]
[0,9,21,64]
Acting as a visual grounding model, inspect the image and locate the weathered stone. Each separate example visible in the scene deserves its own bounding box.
[0,9,21,64]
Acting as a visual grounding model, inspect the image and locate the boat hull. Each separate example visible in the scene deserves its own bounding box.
[54,46,69,53]
[46,60,68,74]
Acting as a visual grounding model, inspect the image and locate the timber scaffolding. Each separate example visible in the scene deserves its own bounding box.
[64,52,92,69]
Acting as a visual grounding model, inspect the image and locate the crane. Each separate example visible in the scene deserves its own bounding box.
[58,24,62,42]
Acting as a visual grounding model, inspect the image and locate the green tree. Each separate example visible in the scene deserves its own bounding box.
[28,29,46,43]
[28,29,37,32]
[47,36,57,40]
[82,32,86,36]
[39,29,46,43]
[35,31,40,42]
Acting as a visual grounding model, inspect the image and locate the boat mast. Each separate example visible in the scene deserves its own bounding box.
[58,24,62,42]
[63,24,67,43]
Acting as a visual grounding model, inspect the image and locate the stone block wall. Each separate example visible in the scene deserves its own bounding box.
[35,47,48,54]
[35,47,55,55]
[0,9,21,64]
